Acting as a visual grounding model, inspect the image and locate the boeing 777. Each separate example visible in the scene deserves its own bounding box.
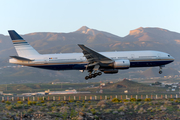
[8,30,174,80]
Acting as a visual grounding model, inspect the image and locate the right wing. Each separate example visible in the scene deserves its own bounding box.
[78,44,114,66]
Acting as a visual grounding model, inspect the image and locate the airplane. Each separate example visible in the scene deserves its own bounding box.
[8,30,174,80]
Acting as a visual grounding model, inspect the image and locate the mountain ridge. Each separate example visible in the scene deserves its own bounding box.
[0,26,180,59]
[0,26,179,84]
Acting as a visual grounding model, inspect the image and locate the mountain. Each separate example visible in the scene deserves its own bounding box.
[0,26,179,84]
[74,26,120,38]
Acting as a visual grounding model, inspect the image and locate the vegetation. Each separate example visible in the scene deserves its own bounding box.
[0,97,180,119]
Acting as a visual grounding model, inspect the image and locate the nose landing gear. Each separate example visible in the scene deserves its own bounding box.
[159,71,162,74]
[159,66,164,74]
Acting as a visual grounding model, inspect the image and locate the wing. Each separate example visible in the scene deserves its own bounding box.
[78,44,114,65]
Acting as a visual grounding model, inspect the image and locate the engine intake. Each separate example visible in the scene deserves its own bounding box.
[114,59,130,69]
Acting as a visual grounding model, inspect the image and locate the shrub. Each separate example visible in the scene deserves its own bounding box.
[104,109,112,113]
[147,107,153,111]
[28,101,33,105]
[149,102,153,106]
[52,106,57,112]
[5,101,11,105]
[137,99,142,102]
[164,101,172,105]
[88,105,93,109]
[160,105,167,111]
[130,98,136,102]
[112,98,120,103]
[134,105,139,110]
[90,108,96,115]
[69,100,74,103]
[123,99,128,102]
[15,104,23,109]
[138,107,146,114]
[6,105,12,110]
[57,103,61,106]
[62,101,67,104]
[41,100,45,103]
[70,109,78,119]
[42,103,46,106]
[33,101,37,105]
[175,100,179,103]
[94,115,99,119]
[169,99,174,101]
[118,105,128,111]
[17,101,23,104]
[60,106,69,113]
[145,98,151,102]
[27,108,34,113]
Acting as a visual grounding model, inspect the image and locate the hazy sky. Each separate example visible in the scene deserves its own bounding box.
[0,0,180,37]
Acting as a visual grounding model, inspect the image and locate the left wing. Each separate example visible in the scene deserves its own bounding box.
[78,44,114,66]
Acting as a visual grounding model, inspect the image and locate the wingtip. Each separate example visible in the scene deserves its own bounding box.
[78,44,84,46]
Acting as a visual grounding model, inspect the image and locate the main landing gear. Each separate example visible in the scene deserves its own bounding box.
[85,71,102,80]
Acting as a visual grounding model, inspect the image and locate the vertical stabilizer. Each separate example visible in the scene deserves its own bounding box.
[8,30,40,57]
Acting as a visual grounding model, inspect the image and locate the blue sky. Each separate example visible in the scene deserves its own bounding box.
[0,0,180,37]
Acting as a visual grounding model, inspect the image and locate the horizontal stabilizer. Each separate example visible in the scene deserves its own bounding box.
[10,56,34,61]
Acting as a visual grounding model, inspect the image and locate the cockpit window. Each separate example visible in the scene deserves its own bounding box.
[168,55,170,57]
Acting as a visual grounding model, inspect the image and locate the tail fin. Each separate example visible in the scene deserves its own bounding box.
[8,30,40,57]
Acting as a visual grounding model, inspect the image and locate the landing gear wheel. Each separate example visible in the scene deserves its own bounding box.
[85,76,89,80]
[92,74,96,78]
[98,72,102,75]
[84,71,102,80]
[89,75,92,79]
[159,71,162,74]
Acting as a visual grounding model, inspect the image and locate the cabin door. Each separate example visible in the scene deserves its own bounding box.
[157,53,161,60]
[44,57,49,64]
[131,54,135,60]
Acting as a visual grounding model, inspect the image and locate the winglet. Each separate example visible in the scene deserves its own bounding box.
[8,30,23,40]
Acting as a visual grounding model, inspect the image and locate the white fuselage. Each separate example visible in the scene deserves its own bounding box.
[9,50,174,70]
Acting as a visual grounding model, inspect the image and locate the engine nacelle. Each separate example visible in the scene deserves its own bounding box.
[114,59,130,69]
[104,69,118,74]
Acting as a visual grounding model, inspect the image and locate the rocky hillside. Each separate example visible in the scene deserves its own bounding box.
[1,26,180,59]
[0,26,179,84]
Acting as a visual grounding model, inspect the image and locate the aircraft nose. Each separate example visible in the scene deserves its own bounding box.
[169,55,175,62]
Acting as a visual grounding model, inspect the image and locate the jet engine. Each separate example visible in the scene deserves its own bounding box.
[113,59,130,69]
